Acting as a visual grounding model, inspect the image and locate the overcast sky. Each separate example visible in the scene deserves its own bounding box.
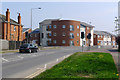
[1,2,118,34]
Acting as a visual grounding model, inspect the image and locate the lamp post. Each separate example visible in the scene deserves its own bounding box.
[31,7,41,30]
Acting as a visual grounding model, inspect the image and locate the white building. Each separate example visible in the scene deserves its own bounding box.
[94,31,116,46]
[39,19,59,46]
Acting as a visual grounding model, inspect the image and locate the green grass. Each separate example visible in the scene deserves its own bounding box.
[32,52,119,80]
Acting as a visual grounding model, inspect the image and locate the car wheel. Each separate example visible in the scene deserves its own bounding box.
[29,49,32,53]
[36,49,38,52]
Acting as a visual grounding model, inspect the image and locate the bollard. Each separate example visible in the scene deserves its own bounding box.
[56,59,59,62]
[64,56,66,59]
[44,64,47,69]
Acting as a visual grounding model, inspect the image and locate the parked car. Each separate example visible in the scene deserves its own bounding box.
[19,44,38,53]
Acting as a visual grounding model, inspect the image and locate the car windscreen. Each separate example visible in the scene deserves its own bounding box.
[20,44,29,48]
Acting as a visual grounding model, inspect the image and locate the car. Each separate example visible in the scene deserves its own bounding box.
[19,44,38,53]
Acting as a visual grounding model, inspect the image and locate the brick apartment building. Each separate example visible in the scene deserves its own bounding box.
[23,28,40,45]
[29,28,40,45]
[39,19,94,46]
[94,30,116,46]
[22,28,32,42]
[0,9,23,41]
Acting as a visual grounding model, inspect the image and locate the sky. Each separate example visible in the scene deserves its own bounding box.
[1,2,118,34]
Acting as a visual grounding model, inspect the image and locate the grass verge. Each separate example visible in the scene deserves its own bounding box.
[32,52,119,80]
[0,50,19,53]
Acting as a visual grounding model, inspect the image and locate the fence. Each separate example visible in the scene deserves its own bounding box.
[9,41,24,50]
[0,39,25,50]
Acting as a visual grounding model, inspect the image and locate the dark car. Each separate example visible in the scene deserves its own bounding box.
[19,44,38,53]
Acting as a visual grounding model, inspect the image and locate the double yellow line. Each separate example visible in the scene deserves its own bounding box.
[25,68,45,78]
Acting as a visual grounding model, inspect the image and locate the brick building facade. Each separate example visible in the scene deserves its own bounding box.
[39,19,94,46]
[0,9,23,41]
[22,28,40,45]
[22,28,32,42]
[94,31,116,46]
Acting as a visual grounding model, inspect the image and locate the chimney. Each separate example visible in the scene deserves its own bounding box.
[18,13,21,24]
[6,8,10,22]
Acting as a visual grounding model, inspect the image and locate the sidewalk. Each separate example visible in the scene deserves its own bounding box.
[86,48,120,77]
[0,49,19,53]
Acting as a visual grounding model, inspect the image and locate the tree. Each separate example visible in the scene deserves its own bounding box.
[116,35,120,50]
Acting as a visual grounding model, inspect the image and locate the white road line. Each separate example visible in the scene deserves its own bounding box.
[18,56,24,59]
[2,58,9,62]
[32,55,37,57]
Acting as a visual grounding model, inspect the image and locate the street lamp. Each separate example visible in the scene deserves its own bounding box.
[31,7,41,30]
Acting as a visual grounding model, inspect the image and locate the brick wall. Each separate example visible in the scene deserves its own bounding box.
[49,20,80,46]
[1,9,23,41]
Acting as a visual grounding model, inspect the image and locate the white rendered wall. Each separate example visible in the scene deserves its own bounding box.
[80,27,86,46]
[90,28,94,46]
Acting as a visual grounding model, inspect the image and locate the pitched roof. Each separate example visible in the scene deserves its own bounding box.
[0,14,23,26]
[39,19,60,25]
[39,19,95,28]
[30,28,40,34]
[80,22,95,28]
[23,28,31,32]
[94,30,116,36]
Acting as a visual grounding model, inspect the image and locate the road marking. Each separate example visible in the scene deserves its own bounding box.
[32,55,37,57]
[18,56,24,59]
[2,58,9,62]
[25,68,45,78]
[25,53,73,78]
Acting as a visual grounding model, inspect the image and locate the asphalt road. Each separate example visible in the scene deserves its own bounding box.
[2,46,96,78]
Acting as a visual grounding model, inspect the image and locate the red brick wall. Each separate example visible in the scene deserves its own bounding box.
[93,34,97,45]
[85,27,91,46]
[1,9,23,41]
[22,29,32,41]
[49,20,80,46]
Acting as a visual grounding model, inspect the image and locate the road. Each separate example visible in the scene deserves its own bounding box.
[2,46,94,78]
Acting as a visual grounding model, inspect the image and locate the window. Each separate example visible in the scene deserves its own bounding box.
[46,26,48,31]
[14,26,16,31]
[53,40,56,44]
[77,40,79,44]
[30,34,32,37]
[53,33,56,36]
[87,27,89,30]
[62,40,66,44]
[62,25,66,28]
[77,33,79,36]
[42,33,44,38]
[49,25,52,29]
[49,33,51,36]
[94,35,96,38]
[48,39,52,43]
[98,35,100,38]
[70,41,74,46]
[53,25,57,28]
[70,25,74,31]
[77,25,79,29]
[62,33,66,36]
[70,33,74,39]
